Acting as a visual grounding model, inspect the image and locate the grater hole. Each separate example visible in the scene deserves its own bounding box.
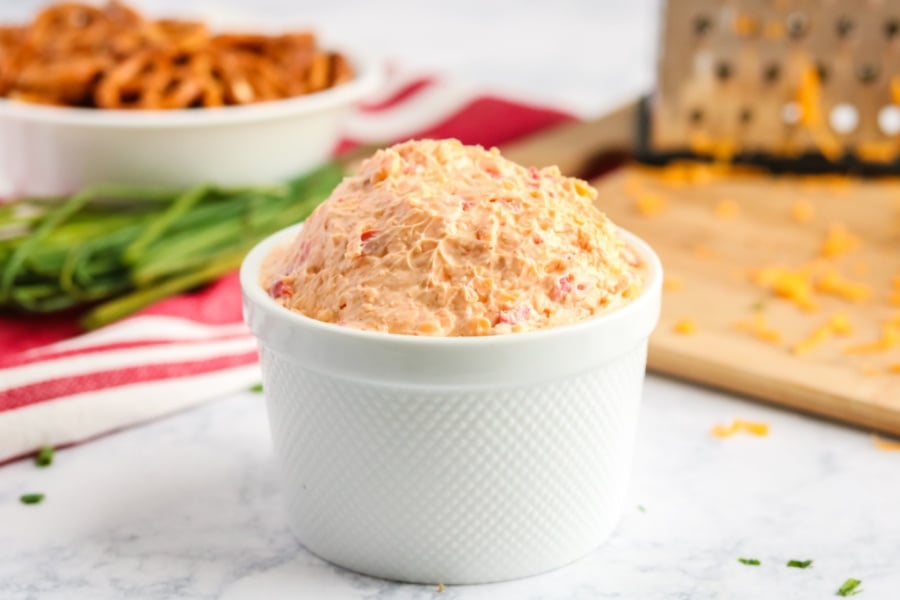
[764,63,780,83]
[782,102,802,125]
[878,105,900,135]
[836,16,854,38]
[816,63,830,84]
[716,62,733,81]
[739,108,753,124]
[786,12,808,38]
[693,15,712,35]
[886,20,900,39]
[689,108,704,124]
[857,64,879,84]
[829,104,859,133]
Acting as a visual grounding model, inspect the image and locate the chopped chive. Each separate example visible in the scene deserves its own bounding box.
[35,446,54,467]
[738,558,761,566]
[20,493,44,505]
[250,383,263,393]
[837,578,862,596]
[752,300,766,312]
[637,505,646,512]
[787,559,813,569]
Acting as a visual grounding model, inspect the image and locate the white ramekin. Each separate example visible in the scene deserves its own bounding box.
[241,223,662,585]
[0,53,379,198]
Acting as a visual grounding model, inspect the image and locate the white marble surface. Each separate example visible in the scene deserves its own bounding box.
[3,380,900,600]
[2,1,900,599]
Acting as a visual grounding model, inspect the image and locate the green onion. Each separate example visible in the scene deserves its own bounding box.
[0,162,344,326]
[20,493,44,505]
[836,578,862,596]
[738,558,761,566]
[250,383,264,393]
[787,559,813,569]
[35,446,54,467]
[637,505,646,512]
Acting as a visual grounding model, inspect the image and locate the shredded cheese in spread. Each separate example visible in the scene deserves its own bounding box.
[262,139,643,336]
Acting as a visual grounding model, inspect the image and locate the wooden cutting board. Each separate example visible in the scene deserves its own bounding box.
[504,103,900,435]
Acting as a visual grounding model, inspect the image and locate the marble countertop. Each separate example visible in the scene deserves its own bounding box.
[2,1,899,599]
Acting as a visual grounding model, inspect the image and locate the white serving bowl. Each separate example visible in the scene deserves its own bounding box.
[0,53,379,198]
[241,223,662,585]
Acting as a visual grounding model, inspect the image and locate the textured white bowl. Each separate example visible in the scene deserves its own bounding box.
[241,223,662,585]
[0,53,379,198]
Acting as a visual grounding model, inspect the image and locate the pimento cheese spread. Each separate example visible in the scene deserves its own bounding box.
[262,139,642,336]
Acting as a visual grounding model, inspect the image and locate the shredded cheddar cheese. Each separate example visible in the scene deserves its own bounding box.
[845,322,900,355]
[763,20,785,38]
[851,262,868,277]
[873,434,900,451]
[860,365,882,377]
[797,67,843,161]
[753,266,818,312]
[635,191,667,217]
[820,223,861,258]
[892,292,900,307]
[733,14,759,35]
[715,199,740,220]
[791,200,815,223]
[711,419,770,438]
[735,313,783,344]
[890,364,900,374]
[692,244,718,261]
[856,141,898,164]
[674,319,697,335]
[892,76,900,106]
[815,270,872,303]
[792,313,853,355]
[664,276,684,292]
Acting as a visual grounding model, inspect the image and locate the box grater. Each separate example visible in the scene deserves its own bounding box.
[637,0,900,173]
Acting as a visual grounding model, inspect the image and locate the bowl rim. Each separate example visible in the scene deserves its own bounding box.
[240,221,663,348]
[0,49,380,128]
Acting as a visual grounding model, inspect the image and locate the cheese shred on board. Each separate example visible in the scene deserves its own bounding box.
[791,200,816,223]
[792,313,853,355]
[753,266,818,312]
[815,270,872,303]
[820,223,861,258]
[845,320,900,355]
[735,313,783,344]
[674,319,697,335]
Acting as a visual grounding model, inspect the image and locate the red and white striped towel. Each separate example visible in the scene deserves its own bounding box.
[0,71,574,464]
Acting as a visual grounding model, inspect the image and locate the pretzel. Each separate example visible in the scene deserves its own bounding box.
[144,19,209,52]
[1,1,355,110]
[215,50,288,104]
[28,3,110,55]
[95,49,221,109]
[16,55,109,103]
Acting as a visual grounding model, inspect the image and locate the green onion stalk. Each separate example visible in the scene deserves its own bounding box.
[0,163,344,329]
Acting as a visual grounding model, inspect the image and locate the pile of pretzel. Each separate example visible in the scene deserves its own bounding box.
[0,1,353,109]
